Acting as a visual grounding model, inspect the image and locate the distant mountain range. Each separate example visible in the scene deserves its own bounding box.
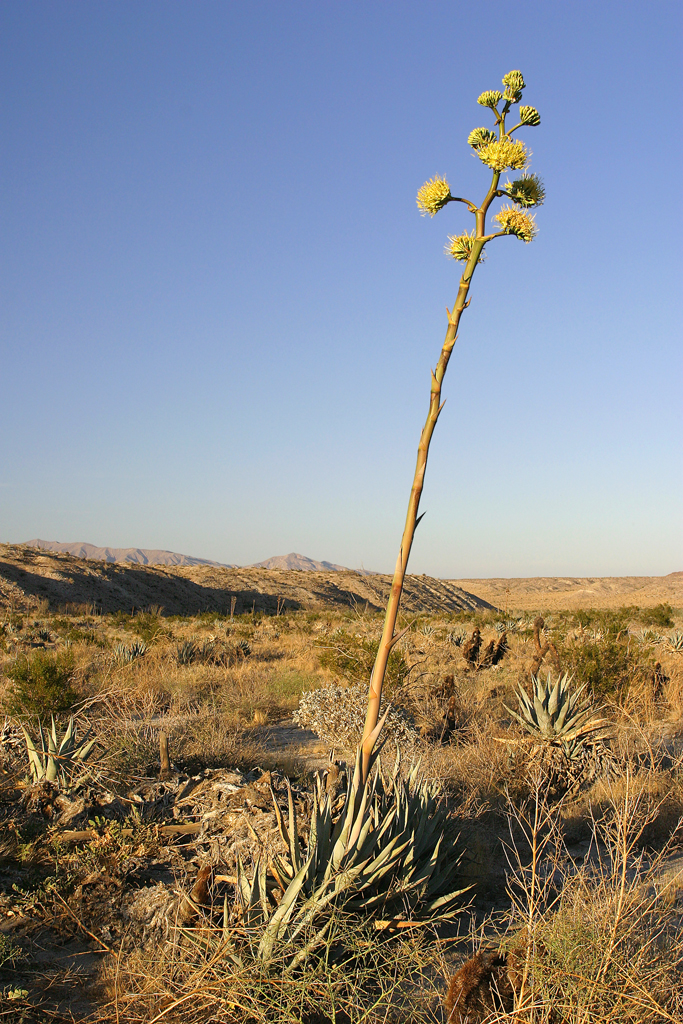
[24,541,369,573]
[248,552,363,572]
[25,539,234,568]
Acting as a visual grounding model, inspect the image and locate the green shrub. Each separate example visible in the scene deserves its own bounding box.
[0,933,25,968]
[3,650,79,718]
[315,629,408,694]
[49,618,108,647]
[637,602,675,628]
[570,604,675,631]
[571,608,631,633]
[128,612,162,643]
[556,635,653,700]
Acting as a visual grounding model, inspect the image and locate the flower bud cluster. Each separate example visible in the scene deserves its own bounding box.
[502,69,525,103]
[519,105,541,126]
[504,172,545,208]
[467,127,497,150]
[477,90,503,109]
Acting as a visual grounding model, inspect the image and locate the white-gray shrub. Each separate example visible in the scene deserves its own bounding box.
[293,683,417,748]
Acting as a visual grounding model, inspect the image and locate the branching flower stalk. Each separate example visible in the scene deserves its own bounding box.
[361,70,544,779]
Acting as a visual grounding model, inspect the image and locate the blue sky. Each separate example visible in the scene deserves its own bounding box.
[1,0,681,577]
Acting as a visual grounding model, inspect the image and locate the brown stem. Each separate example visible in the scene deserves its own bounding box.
[159,730,171,779]
[360,237,486,780]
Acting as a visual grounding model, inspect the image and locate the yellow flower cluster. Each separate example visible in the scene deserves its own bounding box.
[445,231,485,263]
[477,137,528,172]
[494,205,537,242]
[416,176,452,217]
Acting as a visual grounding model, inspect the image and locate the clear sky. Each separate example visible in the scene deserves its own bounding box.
[1,1,681,577]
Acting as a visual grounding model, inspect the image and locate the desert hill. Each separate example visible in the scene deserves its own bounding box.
[0,544,487,616]
[3,545,680,617]
[449,573,683,611]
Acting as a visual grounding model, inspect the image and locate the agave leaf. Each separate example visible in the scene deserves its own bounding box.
[331,749,362,849]
[257,853,270,919]
[45,756,59,784]
[360,837,411,889]
[364,706,391,764]
[554,695,573,733]
[59,716,80,755]
[283,917,334,974]
[555,678,586,732]
[408,758,422,788]
[410,811,444,865]
[285,779,302,874]
[331,773,369,871]
[286,879,350,947]
[236,856,252,908]
[73,738,97,762]
[421,884,473,916]
[347,772,373,851]
[257,851,314,962]
[271,785,290,848]
[351,811,376,865]
[270,854,293,890]
[532,687,551,733]
[20,726,45,782]
[563,717,610,744]
[311,795,333,888]
[424,854,462,899]
[46,727,58,759]
[397,832,443,899]
[547,674,562,718]
[222,893,230,943]
[515,684,535,716]
[504,704,542,736]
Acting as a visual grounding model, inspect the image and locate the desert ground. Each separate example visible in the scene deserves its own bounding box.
[1,544,682,1022]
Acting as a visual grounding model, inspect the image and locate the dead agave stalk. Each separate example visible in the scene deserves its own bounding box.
[361,70,545,779]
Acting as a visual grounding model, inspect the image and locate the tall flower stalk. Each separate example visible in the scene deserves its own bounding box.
[361,71,544,779]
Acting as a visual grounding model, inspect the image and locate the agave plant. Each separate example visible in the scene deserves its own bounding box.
[505,672,606,750]
[113,640,148,665]
[632,628,662,648]
[20,716,97,786]
[665,631,683,653]
[176,639,198,665]
[231,746,468,966]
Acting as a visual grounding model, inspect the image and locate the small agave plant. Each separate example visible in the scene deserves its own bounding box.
[229,746,468,967]
[21,716,97,787]
[505,672,607,752]
[113,640,148,665]
[666,631,683,653]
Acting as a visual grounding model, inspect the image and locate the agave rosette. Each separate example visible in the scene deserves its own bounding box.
[506,672,608,748]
